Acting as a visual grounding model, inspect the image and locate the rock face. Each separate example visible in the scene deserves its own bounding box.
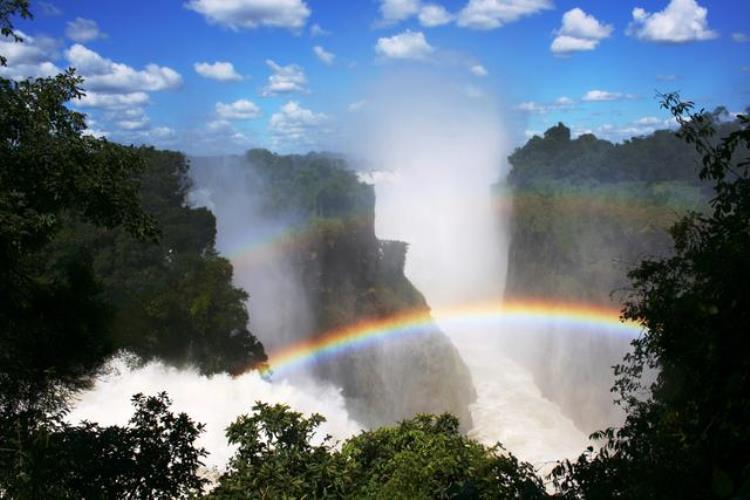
[190,150,476,429]
[502,124,710,433]
[293,216,475,429]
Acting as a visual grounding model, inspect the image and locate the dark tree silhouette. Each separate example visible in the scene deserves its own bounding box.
[552,95,750,499]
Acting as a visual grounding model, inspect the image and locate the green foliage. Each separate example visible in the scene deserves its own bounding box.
[507,119,736,186]
[0,14,158,441]
[0,71,159,255]
[211,403,343,499]
[246,148,375,218]
[341,414,546,499]
[4,393,207,499]
[0,7,249,495]
[211,403,547,499]
[52,148,266,374]
[551,96,750,499]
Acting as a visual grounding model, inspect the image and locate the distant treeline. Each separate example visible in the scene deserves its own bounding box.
[504,117,744,305]
[509,110,744,186]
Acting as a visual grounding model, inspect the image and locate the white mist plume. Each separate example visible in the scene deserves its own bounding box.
[353,74,509,308]
[69,358,362,469]
[350,72,591,463]
[189,156,314,354]
[71,156,364,470]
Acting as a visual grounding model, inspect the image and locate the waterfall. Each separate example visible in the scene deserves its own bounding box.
[356,75,591,464]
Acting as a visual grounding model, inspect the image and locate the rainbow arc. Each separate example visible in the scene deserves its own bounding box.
[260,300,641,378]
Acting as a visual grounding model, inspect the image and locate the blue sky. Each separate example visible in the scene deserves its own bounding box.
[2,0,748,154]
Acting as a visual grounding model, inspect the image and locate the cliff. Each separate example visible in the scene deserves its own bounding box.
[192,150,476,429]
[502,123,716,432]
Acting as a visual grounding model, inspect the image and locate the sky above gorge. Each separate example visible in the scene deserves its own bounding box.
[3,0,748,154]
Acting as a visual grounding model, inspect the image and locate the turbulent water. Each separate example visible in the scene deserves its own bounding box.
[438,322,589,464]
[68,359,362,470]
[70,156,364,469]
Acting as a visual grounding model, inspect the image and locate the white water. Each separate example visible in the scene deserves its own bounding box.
[69,359,362,469]
[440,322,589,464]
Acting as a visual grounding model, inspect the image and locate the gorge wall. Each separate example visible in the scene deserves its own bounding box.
[190,150,476,429]
[502,123,715,432]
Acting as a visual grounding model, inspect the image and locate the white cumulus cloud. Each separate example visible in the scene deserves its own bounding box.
[551,8,613,54]
[732,32,749,43]
[418,4,454,27]
[269,100,328,147]
[313,45,335,66]
[65,44,182,93]
[378,0,421,25]
[216,99,262,119]
[117,117,150,131]
[457,0,553,30]
[185,0,311,30]
[375,30,435,60]
[582,90,634,102]
[378,0,453,28]
[194,61,243,81]
[634,116,661,126]
[628,0,717,43]
[517,96,576,114]
[66,17,104,42]
[310,23,330,36]
[76,91,150,109]
[589,116,678,141]
[469,64,488,76]
[262,59,307,96]
[0,30,60,79]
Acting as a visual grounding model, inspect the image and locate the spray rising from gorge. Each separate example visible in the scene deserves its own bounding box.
[70,75,637,468]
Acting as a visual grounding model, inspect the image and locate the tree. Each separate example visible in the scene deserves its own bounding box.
[6,393,207,499]
[340,413,547,499]
[211,403,547,499]
[210,402,346,498]
[51,148,267,375]
[1,0,156,461]
[0,4,210,494]
[552,95,750,498]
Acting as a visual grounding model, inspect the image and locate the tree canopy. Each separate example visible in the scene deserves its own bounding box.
[551,95,750,499]
[211,403,547,499]
[0,3,258,494]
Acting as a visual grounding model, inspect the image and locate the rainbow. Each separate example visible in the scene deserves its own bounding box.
[493,189,702,224]
[261,300,642,378]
